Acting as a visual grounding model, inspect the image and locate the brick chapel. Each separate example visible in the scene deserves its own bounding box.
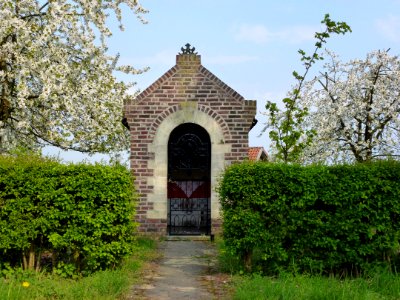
[124,44,257,236]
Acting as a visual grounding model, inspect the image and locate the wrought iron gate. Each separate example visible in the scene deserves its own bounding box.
[168,123,211,235]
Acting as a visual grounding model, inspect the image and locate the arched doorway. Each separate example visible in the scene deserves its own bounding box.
[167,123,211,235]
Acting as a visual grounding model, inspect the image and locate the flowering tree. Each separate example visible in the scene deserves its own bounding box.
[0,0,147,153]
[301,50,400,163]
[263,14,351,163]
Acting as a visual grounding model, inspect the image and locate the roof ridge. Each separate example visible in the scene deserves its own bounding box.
[134,65,179,103]
[199,66,245,102]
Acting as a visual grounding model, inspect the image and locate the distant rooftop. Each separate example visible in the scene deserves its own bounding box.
[248,147,268,161]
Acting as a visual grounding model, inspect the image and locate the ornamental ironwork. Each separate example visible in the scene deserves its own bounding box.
[168,123,210,180]
[179,43,197,55]
[168,123,211,235]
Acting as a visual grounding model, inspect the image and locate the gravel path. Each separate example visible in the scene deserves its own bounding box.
[132,240,218,300]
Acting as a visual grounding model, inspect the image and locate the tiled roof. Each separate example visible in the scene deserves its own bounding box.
[248,147,268,161]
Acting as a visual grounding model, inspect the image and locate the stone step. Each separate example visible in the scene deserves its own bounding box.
[165,235,214,241]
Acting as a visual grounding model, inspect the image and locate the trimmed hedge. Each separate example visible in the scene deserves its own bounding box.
[219,161,400,275]
[0,155,137,276]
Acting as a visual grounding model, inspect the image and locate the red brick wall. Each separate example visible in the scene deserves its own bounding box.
[124,53,256,234]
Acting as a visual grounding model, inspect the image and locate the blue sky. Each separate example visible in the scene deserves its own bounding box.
[46,0,400,162]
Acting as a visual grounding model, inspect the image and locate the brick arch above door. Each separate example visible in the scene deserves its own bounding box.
[146,104,231,222]
[147,102,231,142]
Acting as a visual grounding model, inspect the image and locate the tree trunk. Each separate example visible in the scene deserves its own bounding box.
[22,253,28,270]
[243,250,252,273]
[28,244,35,270]
[35,249,42,272]
[22,244,40,271]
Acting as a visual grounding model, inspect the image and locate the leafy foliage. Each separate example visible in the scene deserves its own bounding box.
[219,161,400,275]
[263,14,351,162]
[0,237,157,300]
[0,154,137,276]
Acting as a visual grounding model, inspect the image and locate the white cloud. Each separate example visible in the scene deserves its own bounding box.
[235,24,272,44]
[234,24,317,44]
[375,15,400,43]
[204,55,258,65]
[281,26,318,44]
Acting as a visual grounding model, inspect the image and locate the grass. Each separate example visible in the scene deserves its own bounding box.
[215,238,400,300]
[232,272,400,300]
[0,237,158,300]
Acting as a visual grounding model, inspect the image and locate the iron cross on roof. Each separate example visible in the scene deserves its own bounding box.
[180,43,197,54]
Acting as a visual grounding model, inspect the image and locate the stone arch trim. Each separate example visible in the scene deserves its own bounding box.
[146,105,232,222]
[148,104,180,140]
[148,103,231,141]
[198,104,231,141]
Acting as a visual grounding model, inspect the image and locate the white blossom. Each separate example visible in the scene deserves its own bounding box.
[301,50,400,163]
[0,0,147,153]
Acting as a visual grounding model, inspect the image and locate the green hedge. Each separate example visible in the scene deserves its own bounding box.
[0,155,137,276]
[219,161,400,275]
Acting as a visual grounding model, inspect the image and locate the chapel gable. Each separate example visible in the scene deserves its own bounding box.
[124,44,257,235]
